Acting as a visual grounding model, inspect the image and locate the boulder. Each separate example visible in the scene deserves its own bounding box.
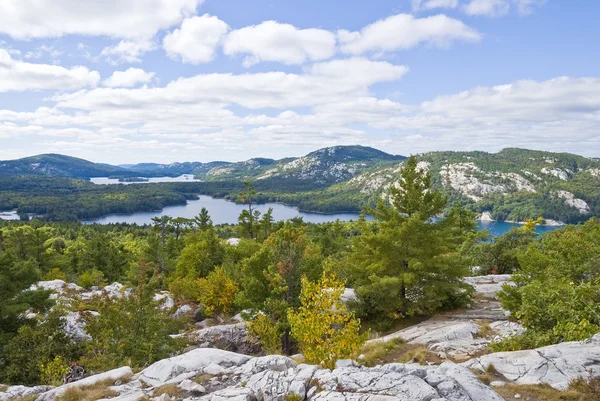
[186,323,262,355]
[138,348,250,386]
[36,366,133,401]
[0,385,53,401]
[437,362,504,401]
[463,333,600,390]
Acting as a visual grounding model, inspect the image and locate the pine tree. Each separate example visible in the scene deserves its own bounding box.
[352,156,474,322]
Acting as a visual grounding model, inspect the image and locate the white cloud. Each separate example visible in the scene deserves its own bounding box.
[163,15,229,64]
[338,14,481,55]
[463,0,545,17]
[412,0,459,12]
[513,0,547,15]
[463,0,511,17]
[103,68,155,88]
[53,58,407,111]
[101,39,157,64]
[223,21,336,66]
[24,45,63,61]
[0,0,203,39]
[308,57,409,86]
[0,49,100,92]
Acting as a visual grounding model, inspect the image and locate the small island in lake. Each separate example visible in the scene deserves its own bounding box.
[117,177,149,183]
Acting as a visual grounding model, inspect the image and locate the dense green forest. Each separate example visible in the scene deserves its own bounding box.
[1,157,599,387]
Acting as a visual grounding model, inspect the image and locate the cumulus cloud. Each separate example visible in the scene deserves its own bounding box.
[0,0,203,39]
[338,14,481,55]
[463,0,511,16]
[103,68,155,88]
[101,39,157,64]
[0,49,100,92]
[163,15,229,64]
[463,0,545,17]
[308,57,409,86]
[223,21,336,66]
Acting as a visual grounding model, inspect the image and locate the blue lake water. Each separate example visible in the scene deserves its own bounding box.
[82,195,561,236]
[90,174,202,185]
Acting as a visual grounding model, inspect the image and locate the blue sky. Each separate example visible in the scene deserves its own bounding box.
[0,0,599,163]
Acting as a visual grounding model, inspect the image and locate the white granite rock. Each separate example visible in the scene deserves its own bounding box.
[37,366,133,401]
[463,333,600,390]
[138,348,250,386]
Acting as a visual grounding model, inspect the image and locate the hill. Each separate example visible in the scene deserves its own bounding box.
[0,154,134,178]
[119,161,230,177]
[201,145,405,186]
[1,146,599,224]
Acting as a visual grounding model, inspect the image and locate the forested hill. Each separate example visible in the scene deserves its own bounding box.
[200,145,405,185]
[119,161,230,177]
[1,146,599,224]
[0,154,135,178]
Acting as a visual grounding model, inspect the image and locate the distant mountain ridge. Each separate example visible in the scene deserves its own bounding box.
[2,146,599,224]
[0,154,134,179]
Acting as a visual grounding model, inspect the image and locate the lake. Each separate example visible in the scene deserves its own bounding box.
[82,195,560,236]
[90,174,202,185]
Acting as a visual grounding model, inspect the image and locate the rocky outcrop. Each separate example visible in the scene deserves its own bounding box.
[137,349,508,401]
[464,333,600,390]
[440,163,536,201]
[0,385,53,401]
[184,323,263,355]
[541,167,570,180]
[36,366,133,401]
[555,190,590,214]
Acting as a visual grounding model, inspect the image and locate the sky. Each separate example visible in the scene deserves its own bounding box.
[0,0,599,164]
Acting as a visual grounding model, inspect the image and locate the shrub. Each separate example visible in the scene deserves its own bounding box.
[168,276,202,304]
[77,269,106,289]
[288,273,369,369]
[44,268,68,281]
[197,267,239,318]
[39,356,68,386]
[247,312,282,354]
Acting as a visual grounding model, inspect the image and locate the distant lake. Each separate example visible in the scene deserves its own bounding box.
[90,174,202,185]
[0,210,20,221]
[82,195,560,236]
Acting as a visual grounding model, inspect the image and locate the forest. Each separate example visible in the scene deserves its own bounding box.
[2,156,599,387]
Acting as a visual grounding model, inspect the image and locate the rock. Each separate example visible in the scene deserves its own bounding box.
[311,391,405,401]
[154,292,175,310]
[490,381,505,387]
[195,387,254,401]
[437,362,504,401]
[0,385,54,401]
[479,211,494,221]
[312,366,440,400]
[226,238,241,246]
[138,348,250,386]
[555,190,590,214]
[372,320,480,346]
[37,366,133,401]
[62,310,99,340]
[334,359,357,369]
[340,288,357,304]
[463,333,600,390]
[186,323,262,355]
[28,280,82,294]
[541,167,569,181]
[179,379,206,394]
[174,304,194,317]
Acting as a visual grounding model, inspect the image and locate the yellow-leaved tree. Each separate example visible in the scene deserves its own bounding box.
[197,267,239,319]
[288,273,368,369]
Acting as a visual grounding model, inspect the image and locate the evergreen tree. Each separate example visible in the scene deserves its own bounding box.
[352,156,474,323]
[195,207,213,231]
